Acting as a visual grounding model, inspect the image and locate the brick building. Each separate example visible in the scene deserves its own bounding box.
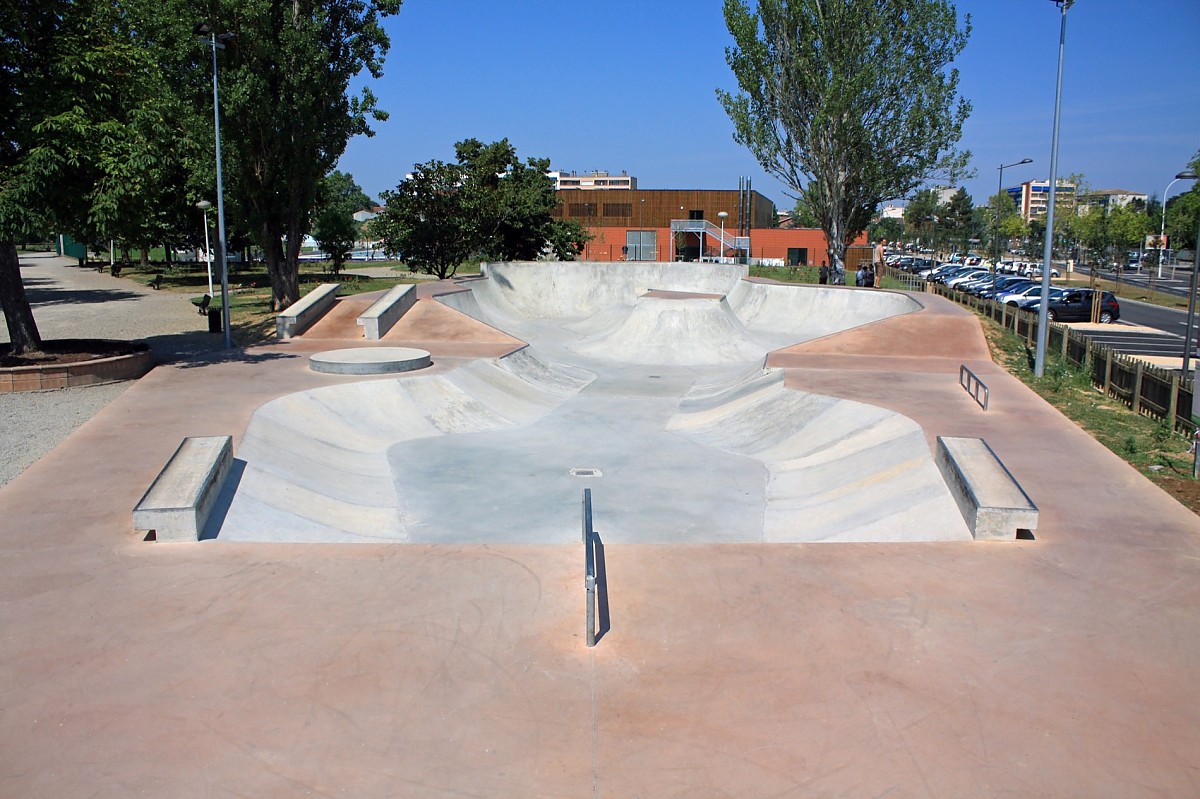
[552,186,867,266]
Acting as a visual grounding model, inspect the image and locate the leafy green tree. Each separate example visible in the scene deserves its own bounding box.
[869,216,904,244]
[313,171,372,275]
[1164,152,1200,252]
[904,189,939,244]
[376,160,474,279]
[375,139,588,279]
[986,192,1024,260]
[1,0,200,356]
[454,138,587,262]
[206,0,402,310]
[718,0,972,272]
[939,187,974,252]
[790,197,821,228]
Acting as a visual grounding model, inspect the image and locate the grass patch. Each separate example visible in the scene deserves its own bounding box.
[977,311,1200,515]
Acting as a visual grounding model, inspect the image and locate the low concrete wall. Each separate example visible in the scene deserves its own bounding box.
[133,436,233,542]
[935,436,1038,541]
[0,349,154,393]
[357,284,417,340]
[276,283,341,339]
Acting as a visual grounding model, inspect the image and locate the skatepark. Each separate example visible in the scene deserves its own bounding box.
[3,256,1200,795]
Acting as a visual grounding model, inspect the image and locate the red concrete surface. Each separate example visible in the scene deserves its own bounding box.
[1,284,1199,797]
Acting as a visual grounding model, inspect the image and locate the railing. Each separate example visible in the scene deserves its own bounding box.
[959,365,990,410]
[925,279,1195,432]
[583,488,597,647]
[669,219,750,257]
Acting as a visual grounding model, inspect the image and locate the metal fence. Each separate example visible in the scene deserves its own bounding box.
[923,279,1195,431]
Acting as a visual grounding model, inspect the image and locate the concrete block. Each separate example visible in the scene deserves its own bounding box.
[133,436,233,542]
[935,436,1038,541]
[276,283,341,339]
[357,284,416,339]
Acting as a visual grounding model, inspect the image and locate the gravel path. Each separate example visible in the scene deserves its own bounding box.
[1,253,226,488]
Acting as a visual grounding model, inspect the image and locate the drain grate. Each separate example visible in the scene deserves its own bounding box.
[569,468,603,478]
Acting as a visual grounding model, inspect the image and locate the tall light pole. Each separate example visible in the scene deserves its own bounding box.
[195,200,214,297]
[196,21,235,349]
[993,158,1033,293]
[1159,171,1197,279]
[718,211,728,263]
[1034,0,1074,378]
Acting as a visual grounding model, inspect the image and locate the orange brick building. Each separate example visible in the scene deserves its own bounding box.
[553,187,868,266]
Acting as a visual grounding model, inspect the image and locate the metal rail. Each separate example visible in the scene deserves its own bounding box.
[959,365,990,411]
[583,488,597,647]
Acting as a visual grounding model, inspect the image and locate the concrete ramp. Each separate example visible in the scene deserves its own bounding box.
[667,370,970,542]
[569,295,765,365]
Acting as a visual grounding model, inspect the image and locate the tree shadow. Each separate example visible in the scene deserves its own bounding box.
[23,281,149,306]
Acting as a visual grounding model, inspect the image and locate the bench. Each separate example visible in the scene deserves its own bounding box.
[357,284,416,339]
[276,282,341,339]
[150,274,163,290]
[132,436,233,542]
[935,436,1038,541]
[192,294,212,315]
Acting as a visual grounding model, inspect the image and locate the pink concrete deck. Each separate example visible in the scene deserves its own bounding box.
[2,284,1199,796]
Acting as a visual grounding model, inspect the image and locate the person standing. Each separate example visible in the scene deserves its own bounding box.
[818,263,830,285]
[873,239,887,287]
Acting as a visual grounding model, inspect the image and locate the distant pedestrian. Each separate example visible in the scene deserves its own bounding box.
[818,264,830,284]
[855,265,867,287]
[866,265,876,288]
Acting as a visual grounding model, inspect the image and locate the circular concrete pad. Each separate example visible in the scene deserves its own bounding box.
[309,347,431,375]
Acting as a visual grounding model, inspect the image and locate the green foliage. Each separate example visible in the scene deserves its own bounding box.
[206,0,402,309]
[312,171,371,275]
[374,138,589,280]
[718,0,972,272]
[869,216,904,243]
[939,187,975,250]
[904,189,939,240]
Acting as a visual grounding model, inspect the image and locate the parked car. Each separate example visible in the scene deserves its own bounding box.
[1014,287,1068,311]
[1019,288,1119,323]
[992,282,1043,304]
[944,269,992,289]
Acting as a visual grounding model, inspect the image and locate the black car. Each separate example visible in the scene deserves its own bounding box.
[1040,289,1120,323]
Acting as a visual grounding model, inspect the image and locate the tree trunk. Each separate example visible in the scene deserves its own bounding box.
[282,217,303,307]
[140,247,150,269]
[0,241,44,356]
[262,224,286,312]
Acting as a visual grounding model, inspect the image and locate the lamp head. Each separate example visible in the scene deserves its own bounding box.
[1176,170,1198,181]
[193,21,212,36]
[196,200,212,210]
[1019,158,1033,165]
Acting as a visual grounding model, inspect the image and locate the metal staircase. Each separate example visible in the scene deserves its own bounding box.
[669,219,750,262]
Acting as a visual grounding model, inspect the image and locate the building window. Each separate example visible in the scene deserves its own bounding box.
[568,203,598,218]
[603,203,632,217]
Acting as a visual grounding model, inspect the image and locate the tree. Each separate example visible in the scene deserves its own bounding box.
[313,171,371,275]
[790,197,821,228]
[375,160,472,279]
[869,216,904,244]
[208,0,402,310]
[1,0,199,356]
[939,187,975,252]
[904,189,939,244]
[374,139,589,279]
[718,0,972,272]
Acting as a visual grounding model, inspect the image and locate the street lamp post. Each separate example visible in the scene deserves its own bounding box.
[196,21,235,349]
[993,159,1033,294]
[718,211,729,263]
[1034,0,1074,378]
[1159,171,1197,279]
[195,200,214,297]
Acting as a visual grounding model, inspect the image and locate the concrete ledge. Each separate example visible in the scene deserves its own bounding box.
[133,436,233,542]
[357,284,417,339]
[935,436,1038,541]
[276,283,341,339]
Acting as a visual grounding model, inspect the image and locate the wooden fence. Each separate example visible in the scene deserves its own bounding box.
[920,278,1195,431]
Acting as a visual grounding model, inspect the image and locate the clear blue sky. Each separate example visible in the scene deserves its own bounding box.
[338,0,1200,214]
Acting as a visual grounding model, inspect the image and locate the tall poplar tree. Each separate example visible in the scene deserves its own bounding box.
[718,0,972,272]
